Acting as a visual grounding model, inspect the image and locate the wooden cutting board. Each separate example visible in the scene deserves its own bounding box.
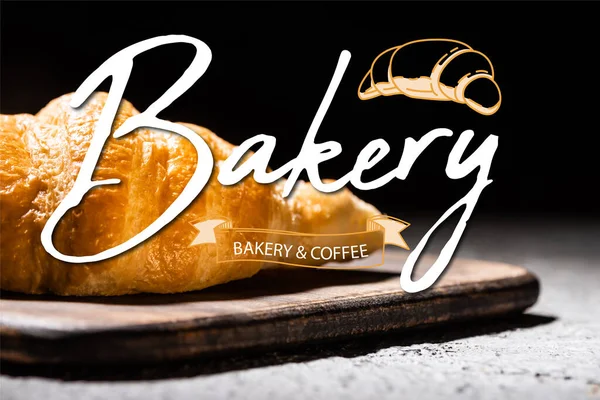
[0,251,539,365]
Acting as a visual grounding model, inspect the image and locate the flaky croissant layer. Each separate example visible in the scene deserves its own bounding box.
[0,93,381,295]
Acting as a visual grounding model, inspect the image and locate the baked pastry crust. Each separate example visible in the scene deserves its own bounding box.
[0,93,381,295]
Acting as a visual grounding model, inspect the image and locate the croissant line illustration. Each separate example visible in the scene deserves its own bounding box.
[358,38,502,116]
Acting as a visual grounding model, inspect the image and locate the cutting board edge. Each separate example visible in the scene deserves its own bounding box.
[0,269,537,338]
[0,272,539,365]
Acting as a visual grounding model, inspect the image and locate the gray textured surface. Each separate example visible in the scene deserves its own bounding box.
[1,216,599,399]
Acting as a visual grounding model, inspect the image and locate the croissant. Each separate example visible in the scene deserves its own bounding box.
[0,93,381,296]
[358,39,501,116]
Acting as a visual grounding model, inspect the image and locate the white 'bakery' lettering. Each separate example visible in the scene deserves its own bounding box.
[218,52,353,194]
[400,131,498,293]
[40,35,499,295]
[40,35,214,264]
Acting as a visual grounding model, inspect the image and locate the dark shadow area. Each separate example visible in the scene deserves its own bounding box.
[0,266,400,305]
[0,313,556,382]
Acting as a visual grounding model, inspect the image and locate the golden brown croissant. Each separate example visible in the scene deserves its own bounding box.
[0,92,381,295]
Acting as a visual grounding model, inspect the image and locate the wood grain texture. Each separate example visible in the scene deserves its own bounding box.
[0,251,539,365]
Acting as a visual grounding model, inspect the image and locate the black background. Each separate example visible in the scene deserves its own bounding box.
[1,1,597,218]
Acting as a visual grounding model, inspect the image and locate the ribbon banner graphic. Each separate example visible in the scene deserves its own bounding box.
[189,215,410,269]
